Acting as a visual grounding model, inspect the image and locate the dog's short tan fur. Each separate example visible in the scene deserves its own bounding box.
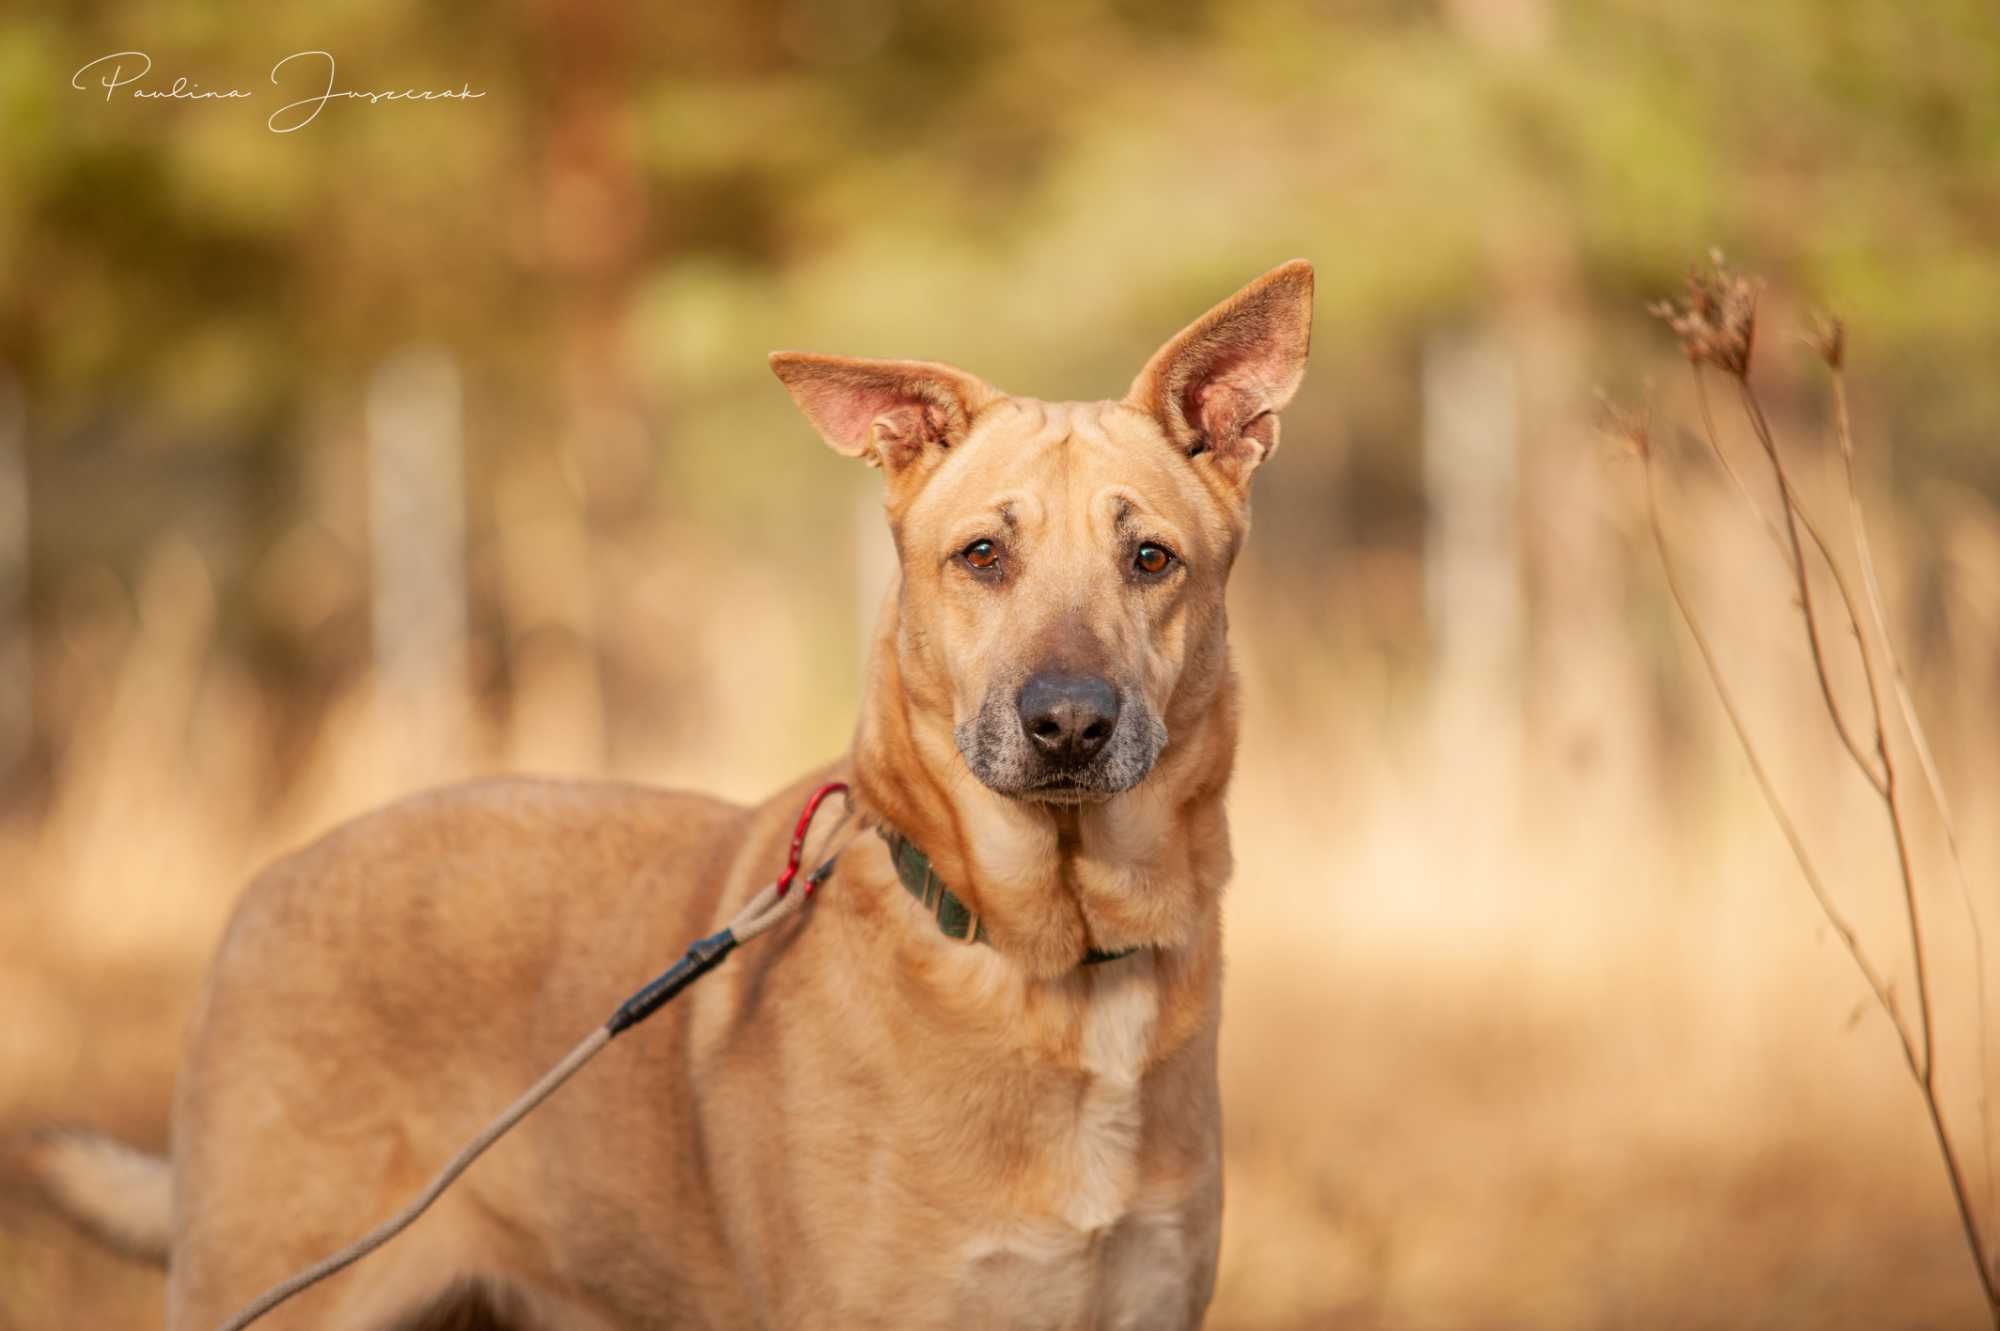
[26,262,1313,1330]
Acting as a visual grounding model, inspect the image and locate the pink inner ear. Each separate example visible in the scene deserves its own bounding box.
[866,403,934,468]
[1191,376,1275,460]
[774,353,993,466]
[1132,261,1312,466]
[804,380,912,454]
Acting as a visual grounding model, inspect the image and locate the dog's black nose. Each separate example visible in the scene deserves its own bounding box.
[1018,673,1120,765]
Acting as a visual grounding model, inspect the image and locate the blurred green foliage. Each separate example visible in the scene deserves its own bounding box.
[1,0,1996,670]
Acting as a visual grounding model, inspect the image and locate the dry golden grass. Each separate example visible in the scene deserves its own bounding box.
[5,452,2000,1329]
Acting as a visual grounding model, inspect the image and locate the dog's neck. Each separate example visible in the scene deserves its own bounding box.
[849,586,1236,982]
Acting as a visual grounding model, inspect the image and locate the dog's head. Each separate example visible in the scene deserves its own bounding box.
[772,261,1312,804]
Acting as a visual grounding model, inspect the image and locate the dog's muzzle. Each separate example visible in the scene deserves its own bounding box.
[955,671,1166,802]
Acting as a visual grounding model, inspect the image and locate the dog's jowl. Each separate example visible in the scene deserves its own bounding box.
[28,261,1314,1331]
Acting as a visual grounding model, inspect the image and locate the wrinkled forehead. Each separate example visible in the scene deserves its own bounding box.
[899,398,1236,550]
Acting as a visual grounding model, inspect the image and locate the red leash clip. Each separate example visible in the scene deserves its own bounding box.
[774,781,851,899]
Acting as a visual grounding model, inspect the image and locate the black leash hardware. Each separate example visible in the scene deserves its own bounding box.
[604,847,844,1038]
[605,782,852,1039]
[606,928,739,1035]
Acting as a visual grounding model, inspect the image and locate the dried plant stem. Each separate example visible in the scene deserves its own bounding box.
[1737,382,1934,1047]
[1872,746,2000,1315]
[1691,367,1787,554]
[1828,369,1999,1277]
[1640,447,1905,1049]
[1710,372,1997,1316]
[1726,380,1888,793]
[1650,258,1995,1315]
[1651,426,1999,1320]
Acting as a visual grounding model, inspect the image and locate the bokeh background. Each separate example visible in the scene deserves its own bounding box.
[4,1,2000,1327]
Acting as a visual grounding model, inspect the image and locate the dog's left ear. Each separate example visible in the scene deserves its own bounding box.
[768,353,998,474]
[1125,260,1314,487]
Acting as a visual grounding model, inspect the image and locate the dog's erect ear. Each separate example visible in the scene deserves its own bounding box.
[1125,260,1313,486]
[769,353,998,472]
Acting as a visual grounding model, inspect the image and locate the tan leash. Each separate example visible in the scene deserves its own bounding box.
[211,784,857,1331]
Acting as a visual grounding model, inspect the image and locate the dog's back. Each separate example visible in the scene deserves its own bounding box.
[26,776,749,1329]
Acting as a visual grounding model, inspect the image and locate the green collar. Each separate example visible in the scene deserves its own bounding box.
[878,827,1136,967]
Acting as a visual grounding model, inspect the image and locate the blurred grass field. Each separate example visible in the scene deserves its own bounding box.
[4,422,1999,1328]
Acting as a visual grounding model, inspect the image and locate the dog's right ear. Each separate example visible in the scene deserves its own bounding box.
[769,353,998,473]
[1125,260,1314,489]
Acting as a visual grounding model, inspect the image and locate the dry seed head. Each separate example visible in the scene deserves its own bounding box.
[1650,250,1761,378]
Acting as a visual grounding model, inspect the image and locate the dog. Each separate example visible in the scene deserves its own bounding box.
[24,260,1314,1330]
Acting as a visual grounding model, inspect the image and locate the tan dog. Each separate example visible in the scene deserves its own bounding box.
[26,260,1314,1330]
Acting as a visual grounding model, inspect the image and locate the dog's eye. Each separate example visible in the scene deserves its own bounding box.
[1133,543,1175,576]
[962,539,1001,571]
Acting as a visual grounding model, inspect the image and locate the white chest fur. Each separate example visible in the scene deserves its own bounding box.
[954,953,1204,1330]
[1067,949,1160,1228]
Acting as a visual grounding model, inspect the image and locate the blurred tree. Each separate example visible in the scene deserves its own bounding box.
[0,0,1996,766]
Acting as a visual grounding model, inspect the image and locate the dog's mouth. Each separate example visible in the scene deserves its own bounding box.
[978,768,1130,805]
[1021,778,1107,805]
